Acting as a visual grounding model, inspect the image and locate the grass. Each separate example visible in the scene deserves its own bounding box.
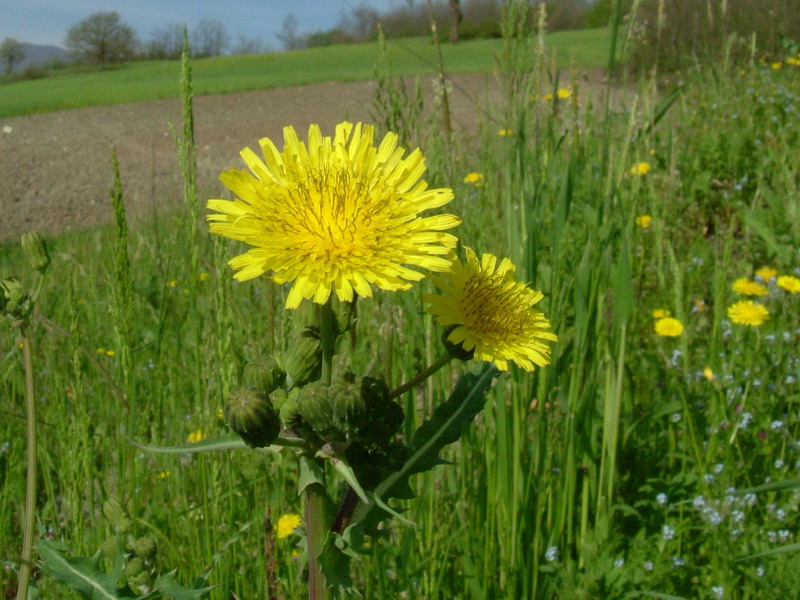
[0,28,610,119]
[2,8,800,600]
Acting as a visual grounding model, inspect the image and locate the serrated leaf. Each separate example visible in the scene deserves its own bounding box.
[330,458,370,504]
[298,456,326,496]
[151,571,215,599]
[351,364,497,531]
[130,432,274,455]
[36,540,137,600]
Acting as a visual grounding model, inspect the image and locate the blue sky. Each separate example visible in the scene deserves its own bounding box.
[0,0,399,49]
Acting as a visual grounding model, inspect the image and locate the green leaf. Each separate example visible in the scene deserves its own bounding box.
[151,571,215,599]
[36,540,137,600]
[298,456,326,496]
[738,542,800,560]
[130,432,274,455]
[329,458,370,504]
[350,363,497,532]
[319,533,358,598]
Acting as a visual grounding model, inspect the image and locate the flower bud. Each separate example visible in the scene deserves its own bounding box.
[243,355,285,394]
[296,382,342,442]
[441,324,475,361]
[21,231,50,274]
[1,276,28,316]
[125,557,146,579]
[333,297,357,334]
[225,387,281,448]
[280,326,322,388]
[131,536,157,560]
[102,497,132,533]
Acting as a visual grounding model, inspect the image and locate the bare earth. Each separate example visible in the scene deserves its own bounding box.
[0,73,509,241]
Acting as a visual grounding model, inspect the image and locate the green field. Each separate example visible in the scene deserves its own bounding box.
[2,15,800,600]
[0,28,610,119]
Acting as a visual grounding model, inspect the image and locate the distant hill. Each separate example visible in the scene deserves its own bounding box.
[11,43,70,72]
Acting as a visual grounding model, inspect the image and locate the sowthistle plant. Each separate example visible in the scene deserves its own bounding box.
[136,121,558,598]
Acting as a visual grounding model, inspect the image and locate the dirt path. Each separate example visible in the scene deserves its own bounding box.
[0,73,510,241]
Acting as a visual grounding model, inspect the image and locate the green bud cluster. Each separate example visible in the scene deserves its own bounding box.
[1,276,29,317]
[278,326,322,389]
[21,231,50,274]
[295,376,403,445]
[100,499,158,593]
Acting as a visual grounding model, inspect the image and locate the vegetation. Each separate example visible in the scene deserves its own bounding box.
[0,38,25,74]
[0,28,611,119]
[64,11,139,67]
[3,1,800,598]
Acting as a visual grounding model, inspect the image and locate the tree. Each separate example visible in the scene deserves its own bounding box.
[190,18,230,57]
[65,11,138,66]
[449,0,463,44]
[146,22,184,59]
[276,13,305,50]
[0,37,25,73]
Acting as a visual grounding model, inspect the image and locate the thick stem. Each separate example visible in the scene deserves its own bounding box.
[318,300,337,386]
[16,327,36,600]
[388,352,454,400]
[304,473,329,600]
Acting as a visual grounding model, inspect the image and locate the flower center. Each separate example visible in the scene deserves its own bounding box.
[462,273,529,339]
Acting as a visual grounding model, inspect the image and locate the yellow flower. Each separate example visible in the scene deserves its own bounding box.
[731,277,769,296]
[198,272,209,282]
[703,367,715,381]
[167,280,179,288]
[771,61,782,70]
[207,122,460,309]
[777,275,800,293]
[727,300,769,326]
[755,266,778,281]
[276,513,302,539]
[216,407,225,421]
[651,308,671,319]
[105,349,115,357]
[630,162,651,176]
[498,128,513,136]
[787,57,800,67]
[542,93,554,101]
[424,248,557,371]
[654,317,683,337]
[557,88,572,99]
[463,172,485,186]
[636,215,653,228]
[96,347,106,354]
[157,471,171,480]
[187,428,205,444]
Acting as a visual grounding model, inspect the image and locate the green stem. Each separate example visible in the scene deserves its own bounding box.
[388,351,454,400]
[305,299,337,600]
[304,476,329,600]
[16,325,36,600]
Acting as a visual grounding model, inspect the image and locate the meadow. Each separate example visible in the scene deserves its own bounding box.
[2,10,800,600]
[0,28,610,119]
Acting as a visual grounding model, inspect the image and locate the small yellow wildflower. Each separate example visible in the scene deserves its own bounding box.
[777,275,800,293]
[276,513,302,539]
[187,429,205,444]
[105,349,115,357]
[731,277,769,296]
[771,61,782,70]
[636,215,653,229]
[727,300,769,326]
[463,172,485,186]
[755,266,778,281]
[216,407,225,421]
[167,280,179,288]
[787,57,800,67]
[542,93,554,101]
[703,367,715,381]
[557,88,572,99]
[654,317,683,337]
[630,162,651,176]
[651,309,671,319]
[157,471,171,480]
[198,272,209,282]
[96,347,106,354]
[498,128,513,136]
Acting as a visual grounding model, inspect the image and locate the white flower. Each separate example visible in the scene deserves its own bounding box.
[545,546,559,562]
[656,493,668,506]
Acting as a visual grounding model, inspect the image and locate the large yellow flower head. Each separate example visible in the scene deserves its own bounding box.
[424,248,557,371]
[207,122,461,309]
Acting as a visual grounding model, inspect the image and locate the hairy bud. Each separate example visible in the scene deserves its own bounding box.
[225,387,281,448]
[244,355,285,394]
[280,326,322,389]
[21,231,50,274]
